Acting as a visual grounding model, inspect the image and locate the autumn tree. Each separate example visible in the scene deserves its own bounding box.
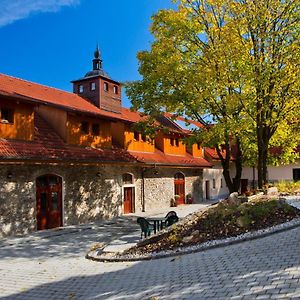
[232,0,300,188]
[126,0,299,191]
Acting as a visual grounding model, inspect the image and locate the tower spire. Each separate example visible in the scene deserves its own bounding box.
[93,44,102,70]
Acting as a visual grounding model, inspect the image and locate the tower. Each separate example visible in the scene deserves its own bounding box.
[72,46,122,113]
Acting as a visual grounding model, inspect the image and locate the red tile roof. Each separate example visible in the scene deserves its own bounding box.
[0,113,212,167]
[0,73,130,122]
[129,149,212,168]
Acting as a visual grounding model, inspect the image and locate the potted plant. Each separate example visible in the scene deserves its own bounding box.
[186,193,193,204]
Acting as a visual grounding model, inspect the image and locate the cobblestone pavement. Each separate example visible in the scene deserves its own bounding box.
[0,207,300,299]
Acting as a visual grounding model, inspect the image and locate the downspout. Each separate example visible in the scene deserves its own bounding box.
[141,167,145,212]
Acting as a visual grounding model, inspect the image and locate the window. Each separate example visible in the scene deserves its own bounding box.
[0,108,14,124]
[170,138,174,146]
[123,173,133,184]
[134,131,140,141]
[104,82,109,92]
[175,139,179,147]
[78,85,84,93]
[113,85,118,94]
[293,169,300,181]
[81,121,89,134]
[92,123,100,136]
[197,142,201,150]
[221,178,223,188]
[213,179,216,189]
[141,134,147,142]
[90,82,96,91]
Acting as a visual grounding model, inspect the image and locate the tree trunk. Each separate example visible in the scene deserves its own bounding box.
[233,137,242,192]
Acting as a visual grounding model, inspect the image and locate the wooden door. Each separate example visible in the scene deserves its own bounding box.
[36,175,62,230]
[124,187,134,214]
[174,173,185,205]
[240,179,248,194]
[205,180,210,200]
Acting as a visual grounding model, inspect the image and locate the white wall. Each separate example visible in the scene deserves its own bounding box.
[203,165,229,201]
[239,161,300,183]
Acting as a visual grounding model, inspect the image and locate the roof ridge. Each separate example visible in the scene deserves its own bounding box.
[0,72,79,98]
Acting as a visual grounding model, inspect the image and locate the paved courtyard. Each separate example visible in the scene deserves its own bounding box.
[0,204,299,300]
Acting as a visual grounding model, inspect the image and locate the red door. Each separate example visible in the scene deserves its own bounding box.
[36,175,62,230]
[174,173,185,205]
[124,187,134,214]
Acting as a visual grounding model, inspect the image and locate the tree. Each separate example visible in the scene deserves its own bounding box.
[232,0,300,188]
[126,0,299,191]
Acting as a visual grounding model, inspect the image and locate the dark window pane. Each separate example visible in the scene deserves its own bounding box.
[134,132,139,141]
[123,173,133,184]
[141,134,147,142]
[175,173,184,180]
[49,176,59,186]
[92,123,100,136]
[41,193,47,213]
[1,108,14,124]
[175,139,179,147]
[81,121,89,134]
[37,177,47,187]
[170,138,174,146]
[51,192,58,210]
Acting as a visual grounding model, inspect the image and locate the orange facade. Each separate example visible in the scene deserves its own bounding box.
[187,143,204,158]
[111,122,154,152]
[67,114,112,148]
[0,100,34,141]
[155,132,186,156]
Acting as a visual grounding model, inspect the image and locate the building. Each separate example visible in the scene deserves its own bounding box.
[0,47,212,237]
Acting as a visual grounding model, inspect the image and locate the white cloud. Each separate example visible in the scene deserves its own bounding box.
[0,0,80,27]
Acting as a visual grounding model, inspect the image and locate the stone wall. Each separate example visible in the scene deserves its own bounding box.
[0,164,204,237]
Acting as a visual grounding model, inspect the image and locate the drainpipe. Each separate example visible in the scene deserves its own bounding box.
[141,167,145,212]
[252,166,255,189]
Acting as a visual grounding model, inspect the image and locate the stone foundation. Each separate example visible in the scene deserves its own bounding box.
[0,164,204,237]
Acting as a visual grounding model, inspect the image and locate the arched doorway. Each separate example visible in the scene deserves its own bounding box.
[122,173,135,214]
[36,175,63,230]
[174,172,185,205]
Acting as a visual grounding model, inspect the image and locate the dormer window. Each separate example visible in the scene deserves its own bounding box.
[134,131,140,141]
[104,82,109,92]
[90,82,96,91]
[113,85,118,94]
[0,107,14,124]
[81,121,89,134]
[141,134,147,142]
[78,85,84,94]
[92,123,100,136]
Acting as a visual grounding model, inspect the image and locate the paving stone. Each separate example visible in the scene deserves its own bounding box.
[0,206,300,299]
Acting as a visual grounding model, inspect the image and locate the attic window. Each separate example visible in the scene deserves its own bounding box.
[134,131,140,141]
[90,82,96,91]
[78,85,84,93]
[104,82,109,92]
[81,121,89,134]
[92,123,100,136]
[0,108,14,124]
[113,85,118,94]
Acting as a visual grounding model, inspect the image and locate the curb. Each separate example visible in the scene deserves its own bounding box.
[86,217,300,263]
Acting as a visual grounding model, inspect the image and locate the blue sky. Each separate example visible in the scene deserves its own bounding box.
[0,0,174,107]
